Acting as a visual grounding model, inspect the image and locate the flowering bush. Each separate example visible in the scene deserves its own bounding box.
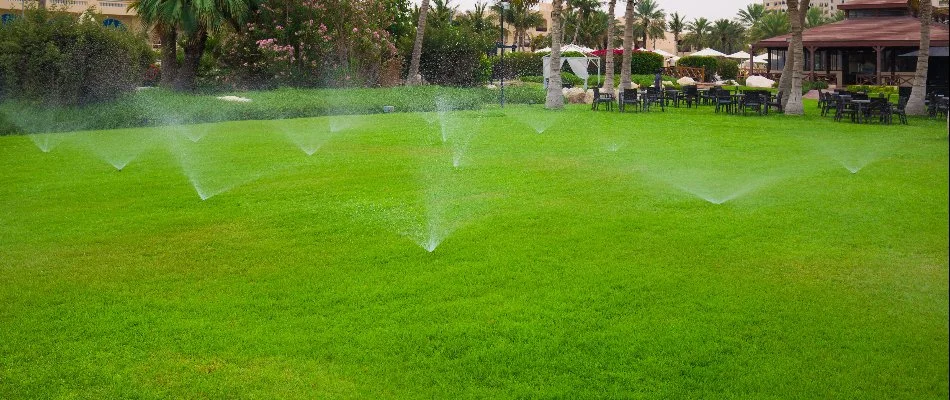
[219,0,400,88]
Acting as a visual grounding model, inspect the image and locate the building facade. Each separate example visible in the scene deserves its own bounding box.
[0,0,141,30]
[765,0,948,15]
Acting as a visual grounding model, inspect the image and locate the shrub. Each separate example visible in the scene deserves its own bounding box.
[492,52,544,79]
[716,59,739,80]
[596,51,664,75]
[676,56,718,81]
[847,85,896,96]
[418,25,494,87]
[0,8,153,106]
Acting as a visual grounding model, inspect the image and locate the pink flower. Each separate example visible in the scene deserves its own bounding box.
[352,27,358,33]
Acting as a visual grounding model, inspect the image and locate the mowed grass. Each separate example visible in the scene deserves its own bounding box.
[1,101,947,398]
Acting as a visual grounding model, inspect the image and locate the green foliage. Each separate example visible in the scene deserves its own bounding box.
[847,85,898,96]
[676,56,718,80]
[416,24,494,87]
[492,52,544,79]
[716,58,739,80]
[0,8,153,106]
[0,86,542,134]
[802,80,830,94]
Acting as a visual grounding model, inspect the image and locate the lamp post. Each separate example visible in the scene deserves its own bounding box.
[497,1,516,107]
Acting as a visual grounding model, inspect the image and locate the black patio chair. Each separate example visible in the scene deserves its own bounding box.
[619,88,641,112]
[643,87,666,112]
[681,85,699,108]
[765,90,783,114]
[889,96,908,125]
[834,95,857,122]
[866,98,889,123]
[740,92,764,115]
[714,90,733,114]
[592,87,614,111]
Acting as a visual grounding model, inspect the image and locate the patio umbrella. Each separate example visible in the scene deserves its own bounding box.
[752,55,768,64]
[726,51,751,59]
[899,47,949,57]
[651,48,675,58]
[690,48,727,57]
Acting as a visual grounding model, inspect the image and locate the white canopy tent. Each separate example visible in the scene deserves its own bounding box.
[690,48,727,57]
[543,56,601,90]
[726,51,751,59]
[534,44,596,54]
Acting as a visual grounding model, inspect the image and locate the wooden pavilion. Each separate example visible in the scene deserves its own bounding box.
[751,0,949,90]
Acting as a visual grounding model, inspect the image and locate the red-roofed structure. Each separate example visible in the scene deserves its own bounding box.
[751,0,949,88]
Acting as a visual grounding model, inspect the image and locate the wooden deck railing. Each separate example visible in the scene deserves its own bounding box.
[661,66,705,82]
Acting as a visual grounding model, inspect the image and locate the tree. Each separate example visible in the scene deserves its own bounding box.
[710,18,744,54]
[784,0,809,115]
[737,3,765,27]
[602,0,617,94]
[546,0,564,109]
[777,7,806,108]
[620,0,637,89]
[805,6,826,28]
[683,17,711,51]
[906,0,932,115]
[458,1,495,34]
[506,0,544,51]
[633,0,664,48]
[668,12,684,53]
[130,0,253,91]
[747,11,788,44]
[567,0,600,44]
[407,0,430,85]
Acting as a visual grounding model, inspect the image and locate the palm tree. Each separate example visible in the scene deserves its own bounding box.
[784,0,810,115]
[737,3,765,27]
[503,0,543,51]
[710,18,744,53]
[567,0,600,44]
[132,1,178,88]
[427,0,457,29]
[406,0,430,85]
[633,0,664,48]
[668,12,685,53]
[684,17,711,51]
[459,2,495,34]
[602,0,617,94]
[546,0,564,109]
[805,6,826,28]
[906,0,932,115]
[130,0,253,91]
[620,0,637,89]
[747,11,788,44]
[778,3,807,108]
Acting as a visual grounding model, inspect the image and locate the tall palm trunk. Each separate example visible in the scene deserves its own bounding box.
[784,0,809,115]
[546,0,564,109]
[620,0,635,89]
[174,26,207,92]
[407,0,430,85]
[159,24,178,88]
[603,0,617,95]
[779,2,806,108]
[906,0,932,115]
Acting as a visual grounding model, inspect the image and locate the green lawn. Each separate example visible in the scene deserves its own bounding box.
[1,101,947,398]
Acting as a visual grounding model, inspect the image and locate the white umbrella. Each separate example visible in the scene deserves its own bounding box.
[752,55,768,64]
[534,47,551,53]
[726,51,751,59]
[651,48,675,58]
[690,48,727,57]
[536,44,595,55]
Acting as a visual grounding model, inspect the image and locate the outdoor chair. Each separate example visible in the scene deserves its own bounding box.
[619,88,641,113]
[866,98,889,123]
[889,96,908,125]
[643,87,666,112]
[765,91,783,114]
[681,85,699,108]
[821,92,837,116]
[740,92,764,116]
[834,95,857,122]
[817,91,830,110]
[714,91,733,114]
[592,87,614,111]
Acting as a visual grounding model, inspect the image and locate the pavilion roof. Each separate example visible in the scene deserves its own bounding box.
[752,16,950,49]
[837,0,909,10]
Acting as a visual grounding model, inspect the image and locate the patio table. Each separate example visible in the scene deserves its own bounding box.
[851,99,871,123]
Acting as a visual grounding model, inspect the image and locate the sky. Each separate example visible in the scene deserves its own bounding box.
[413,0,758,21]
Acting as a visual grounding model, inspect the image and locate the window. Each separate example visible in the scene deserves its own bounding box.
[103,18,123,28]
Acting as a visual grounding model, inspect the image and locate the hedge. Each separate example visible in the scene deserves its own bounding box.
[676,56,718,81]
[716,59,739,80]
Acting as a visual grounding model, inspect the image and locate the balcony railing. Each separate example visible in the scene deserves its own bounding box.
[99,1,127,7]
